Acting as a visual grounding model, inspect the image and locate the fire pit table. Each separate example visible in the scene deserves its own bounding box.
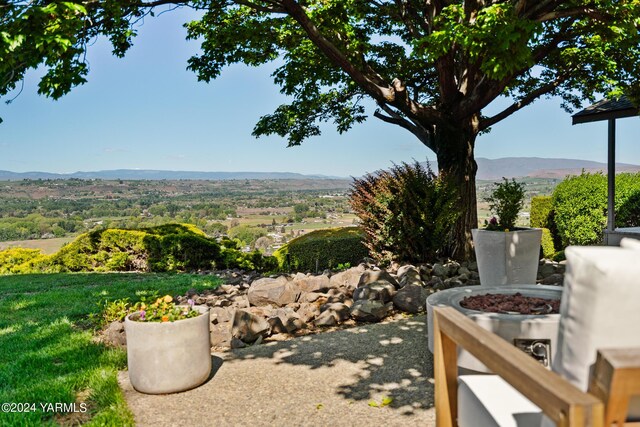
[426,285,562,373]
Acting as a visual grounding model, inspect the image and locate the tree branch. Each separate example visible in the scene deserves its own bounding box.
[479,74,568,131]
[374,103,434,149]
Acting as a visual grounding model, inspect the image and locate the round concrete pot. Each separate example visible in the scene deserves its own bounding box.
[125,305,211,394]
[426,285,561,372]
[472,228,542,286]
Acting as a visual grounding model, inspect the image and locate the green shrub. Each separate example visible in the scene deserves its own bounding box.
[530,196,553,229]
[274,227,368,272]
[349,161,459,263]
[227,225,267,248]
[540,228,556,259]
[551,172,640,246]
[531,196,562,250]
[485,178,525,230]
[0,248,45,274]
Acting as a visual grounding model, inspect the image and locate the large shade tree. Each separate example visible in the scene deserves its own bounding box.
[2,1,640,258]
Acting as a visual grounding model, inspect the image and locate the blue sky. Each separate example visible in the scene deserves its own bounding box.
[0,7,638,177]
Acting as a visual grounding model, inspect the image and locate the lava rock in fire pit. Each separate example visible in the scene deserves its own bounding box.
[459,292,560,315]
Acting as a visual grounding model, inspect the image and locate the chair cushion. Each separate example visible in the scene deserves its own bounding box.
[555,245,640,418]
[620,237,640,251]
[458,375,543,427]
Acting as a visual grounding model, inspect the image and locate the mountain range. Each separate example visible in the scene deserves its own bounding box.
[0,157,638,181]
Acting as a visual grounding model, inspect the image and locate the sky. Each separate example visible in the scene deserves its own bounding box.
[0,7,638,177]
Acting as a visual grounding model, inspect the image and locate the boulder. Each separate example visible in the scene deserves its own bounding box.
[314,311,338,327]
[247,276,301,307]
[293,274,331,293]
[431,263,448,278]
[210,323,231,347]
[353,280,396,303]
[425,276,444,289]
[103,321,126,347]
[210,306,235,325]
[399,274,424,288]
[273,307,305,333]
[319,302,351,322]
[396,265,419,280]
[329,266,365,293]
[350,300,392,322]
[392,284,429,314]
[231,310,270,343]
[267,316,289,335]
[296,303,320,324]
[540,273,564,286]
[357,270,400,289]
[301,292,324,303]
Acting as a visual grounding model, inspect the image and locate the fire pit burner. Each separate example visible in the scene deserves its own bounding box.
[459,292,560,315]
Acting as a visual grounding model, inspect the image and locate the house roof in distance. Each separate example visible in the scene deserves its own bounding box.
[572,96,639,125]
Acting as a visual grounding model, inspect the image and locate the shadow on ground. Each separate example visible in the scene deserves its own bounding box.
[223,315,434,415]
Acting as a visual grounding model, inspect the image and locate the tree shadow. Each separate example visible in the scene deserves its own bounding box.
[223,315,434,416]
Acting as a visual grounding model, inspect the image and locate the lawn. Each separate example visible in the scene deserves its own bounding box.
[0,273,221,426]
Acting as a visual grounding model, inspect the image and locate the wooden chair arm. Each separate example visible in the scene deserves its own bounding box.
[589,348,640,427]
[433,306,604,427]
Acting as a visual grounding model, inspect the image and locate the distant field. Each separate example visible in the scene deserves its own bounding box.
[0,237,74,254]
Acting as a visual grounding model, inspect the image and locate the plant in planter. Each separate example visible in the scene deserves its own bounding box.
[125,295,211,394]
[472,178,542,286]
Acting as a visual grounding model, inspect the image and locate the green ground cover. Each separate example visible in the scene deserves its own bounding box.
[0,273,220,426]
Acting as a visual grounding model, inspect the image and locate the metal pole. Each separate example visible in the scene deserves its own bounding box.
[607,119,616,233]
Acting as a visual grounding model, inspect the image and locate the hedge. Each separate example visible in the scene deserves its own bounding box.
[274,227,368,272]
[552,172,640,246]
[540,228,556,259]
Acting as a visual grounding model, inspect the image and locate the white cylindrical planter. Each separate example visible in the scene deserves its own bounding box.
[472,228,542,286]
[125,305,211,394]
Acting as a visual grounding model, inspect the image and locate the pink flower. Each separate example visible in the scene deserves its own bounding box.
[140,310,146,320]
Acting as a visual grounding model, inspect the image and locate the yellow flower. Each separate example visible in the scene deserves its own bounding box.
[140,303,146,310]
[161,315,169,322]
[163,295,173,303]
[504,229,509,233]
[156,298,163,305]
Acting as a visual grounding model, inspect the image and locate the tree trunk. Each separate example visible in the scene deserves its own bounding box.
[433,124,479,261]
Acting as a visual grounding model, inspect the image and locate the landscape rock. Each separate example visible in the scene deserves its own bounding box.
[431,263,448,278]
[267,316,289,335]
[314,311,338,327]
[399,274,424,288]
[296,303,321,324]
[357,270,399,289]
[392,284,429,314]
[210,323,232,347]
[209,306,235,325]
[247,276,301,307]
[350,300,392,322]
[231,310,270,343]
[540,273,564,286]
[230,337,247,349]
[443,277,464,289]
[103,321,126,347]
[329,266,366,294]
[458,266,471,277]
[396,265,420,280]
[325,288,347,303]
[273,307,305,333]
[353,280,396,303]
[319,302,351,321]
[425,276,444,289]
[293,274,331,293]
[301,292,323,303]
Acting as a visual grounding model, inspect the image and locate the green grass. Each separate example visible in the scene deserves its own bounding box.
[0,273,221,426]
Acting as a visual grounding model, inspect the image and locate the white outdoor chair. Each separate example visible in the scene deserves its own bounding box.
[433,239,640,427]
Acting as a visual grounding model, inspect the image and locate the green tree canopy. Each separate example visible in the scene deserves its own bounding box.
[2,0,640,257]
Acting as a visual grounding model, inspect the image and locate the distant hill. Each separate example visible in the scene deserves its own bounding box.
[1,157,639,181]
[475,157,640,180]
[0,169,343,181]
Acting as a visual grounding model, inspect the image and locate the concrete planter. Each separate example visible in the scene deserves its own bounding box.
[472,228,542,286]
[125,305,211,394]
